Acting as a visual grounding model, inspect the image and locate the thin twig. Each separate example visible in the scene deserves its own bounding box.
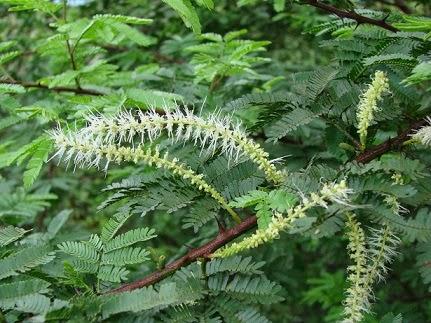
[302,0,399,32]
[1,79,103,96]
[63,0,82,89]
[106,216,257,294]
[325,117,361,149]
[355,118,427,163]
[375,0,412,14]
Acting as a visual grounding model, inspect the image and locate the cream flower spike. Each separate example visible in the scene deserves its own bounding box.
[356,71,390,149]
[411,116,431,146]
[49,127,241,223]
[213,180,352,257]
[342,224,399,323]
[343,213,368,323]
[79,104,285,184]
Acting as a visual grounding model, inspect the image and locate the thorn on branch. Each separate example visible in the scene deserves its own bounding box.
[183,243,194,250]
[382,13,390,23]
[302,0,399,33]
[214,215,226,233]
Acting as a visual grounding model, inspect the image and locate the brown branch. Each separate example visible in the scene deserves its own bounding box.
[376,0,412,14]
[393,0,412,14]
[302,0,399,33]
[106,215,257,294]
[62,0,81,89]
[1,79,104,96]
[355,118,427,164]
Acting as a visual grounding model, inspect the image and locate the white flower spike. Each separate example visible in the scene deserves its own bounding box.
[49,127,241,223]
[80,103,285,184]
[411,116,431,146]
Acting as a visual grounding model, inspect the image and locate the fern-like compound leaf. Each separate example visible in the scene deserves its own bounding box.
[101,247,150,266]
[206,256,264,276]
[104,227,156,252]
[0,225,29,247]
[0,246,55,279]
[57,241,100,263]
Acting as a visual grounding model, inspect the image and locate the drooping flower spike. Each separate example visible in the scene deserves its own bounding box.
[49,128,241,223]
[213,180,353,258]
[342,216,400,323]
[343,213,368,323]
[79,104,285,184]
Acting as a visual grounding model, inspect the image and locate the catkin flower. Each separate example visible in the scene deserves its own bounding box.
[343,214,368,323]
[342,224,400,323]
[356,71,390,148]
[213,180,352,257]
[411,116,431,146]
[49,128,241,223]
[79,105,285,184]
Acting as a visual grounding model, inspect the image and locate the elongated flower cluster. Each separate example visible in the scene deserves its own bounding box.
[411,116,431,146]
[49,128,241,223]
[384,194,408,215]
[343,222,400,323]
[79,105,285,183]
[343,214,369,323]
[356,71,390,148]
[213,180,352,258]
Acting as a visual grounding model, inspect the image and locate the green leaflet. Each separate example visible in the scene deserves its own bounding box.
[206,256,264,276]
[104,227,156,252]
[23,137,53,188]
[101,282,201,317]
[162,0,202,34]
[93,14,153,25]
[0,135,54,188]
[0,225,29,247]
[101,247,150,266]
[0,50,21,64]
[0,278,50,301]
[0,246,55,279]
[1,0,61,13]
[207,274,283,304]
[0,84,26,94]
[230,189,297,229]
[58,241,100,263]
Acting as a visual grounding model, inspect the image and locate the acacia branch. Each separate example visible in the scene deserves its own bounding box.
[1,79,103,96]
[302,0,399,32]
[355,118,427,164]
[107,215,257,294]
[108,117,428,294]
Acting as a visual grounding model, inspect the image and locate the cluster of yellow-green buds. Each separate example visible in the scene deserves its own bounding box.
[49,128,241,223]
[213,180,352,258]
[80,104,285,184]
[356,71,390,149]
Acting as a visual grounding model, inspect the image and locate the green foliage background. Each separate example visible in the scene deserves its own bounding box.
[0,0,431,322]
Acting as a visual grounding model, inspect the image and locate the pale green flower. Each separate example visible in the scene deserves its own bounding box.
[213,180,352,257]
[49,128,241,223]
[356,71,390,148]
